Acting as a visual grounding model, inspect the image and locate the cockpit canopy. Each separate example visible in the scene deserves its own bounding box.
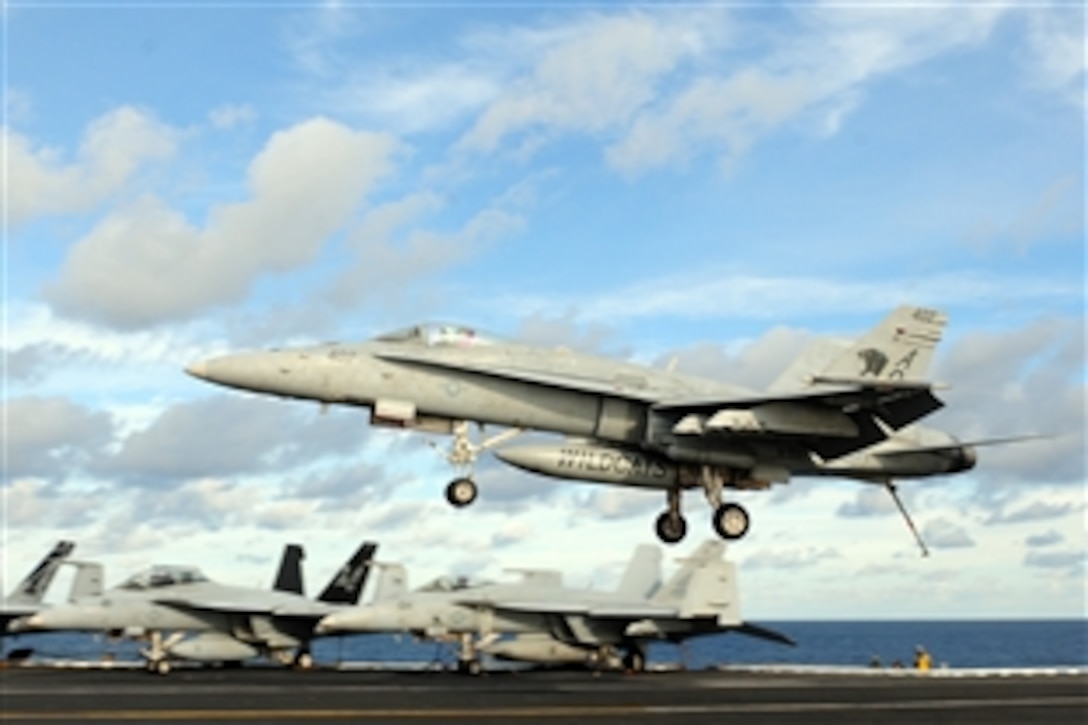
[119,565,209,590]
[417,575,490,592]
[374,323,498,349]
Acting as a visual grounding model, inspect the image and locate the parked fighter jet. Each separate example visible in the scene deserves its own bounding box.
[316,540,791,673]
[187,306,977,549]
[1,541,76,633]
[15,541,376,674]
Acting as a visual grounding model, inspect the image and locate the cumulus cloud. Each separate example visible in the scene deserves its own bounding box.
[328,194,522,311]
[837,487,901,519]
[458,10,707,154]
[933,317,1085,486]
[2,396,116,481]
[1025,529,1063,548]
[1024,549,1086,573]
[1,479,99,529]
[5,343,86,385]
[93,395,367,485]
[208,103,256,129]
[921,518,975,549]
[44,117,399,329]
[607,5,1005,174]
[985,501,1080,525]
[741,546,840,570]
[6,106,178,225]
[1021,6,1087,106]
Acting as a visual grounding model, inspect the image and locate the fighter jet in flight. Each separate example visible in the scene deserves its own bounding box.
[187,306,977,550]
[1,541,77,633]
[15,541,376,674]
[316,540,791,673]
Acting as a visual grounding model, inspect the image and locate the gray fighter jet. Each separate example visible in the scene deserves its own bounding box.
[187,306,978,550]
[316,540,791,673]
[16,541,377,674]
[1,541,77,633]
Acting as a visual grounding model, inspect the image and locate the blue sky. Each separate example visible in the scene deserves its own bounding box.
[4,2,1085,622]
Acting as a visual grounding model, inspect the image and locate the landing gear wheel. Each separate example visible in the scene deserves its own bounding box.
[295,651,314,670]
[654,512,687,544]
[712,502,750,540]
[623,650,646,673]
[149,659,171,676]
[445,477,478,507]
[458,659,483,676]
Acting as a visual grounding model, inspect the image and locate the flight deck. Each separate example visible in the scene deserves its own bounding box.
[1,664,1085,724]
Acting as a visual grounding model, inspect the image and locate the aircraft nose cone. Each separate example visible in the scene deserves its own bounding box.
[315,613,345,635]
[17,613,46,630]
[185,360,210,379]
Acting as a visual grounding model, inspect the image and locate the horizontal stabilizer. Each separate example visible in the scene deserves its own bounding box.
[731,622,796,646]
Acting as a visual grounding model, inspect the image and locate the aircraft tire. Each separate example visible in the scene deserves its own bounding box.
[295,652,315,670]
[654,512,687,544]
[445,477,478,507]
[458,659,483,676]
[152,659,171,676]
[712,502,750,540]
[624,650,646,673]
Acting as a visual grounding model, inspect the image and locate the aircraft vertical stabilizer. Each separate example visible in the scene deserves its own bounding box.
[818,305,947,384]
[273,544,305,595]
[613,545,662,599]
[6,541,75,605]
[371,563,407,602]
[67,562,104,601]
[317,542,378,604]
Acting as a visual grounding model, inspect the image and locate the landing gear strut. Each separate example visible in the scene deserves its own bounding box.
[654,487,687,544]
[440,422,523,509]
[140,631,181,676]
[653,467,753,545]
[456,633,483,676]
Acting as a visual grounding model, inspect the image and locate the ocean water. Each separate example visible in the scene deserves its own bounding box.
[6,620,1086,669]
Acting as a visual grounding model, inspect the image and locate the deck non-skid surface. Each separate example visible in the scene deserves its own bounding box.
[1,667,1085,724]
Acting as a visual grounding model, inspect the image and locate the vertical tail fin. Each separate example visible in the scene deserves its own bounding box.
[819,305,947,384]
[272,544,305,595]
[614,544,662,599]
[650,540,740,623]
[317,542,378,604]
[6,541,75,605]
[371,563,408,602]
[67,562,104,601]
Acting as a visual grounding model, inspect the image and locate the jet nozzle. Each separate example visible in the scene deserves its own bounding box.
[950,445,977,473]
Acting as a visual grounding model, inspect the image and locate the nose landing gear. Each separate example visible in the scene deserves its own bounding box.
[439,422,523,509]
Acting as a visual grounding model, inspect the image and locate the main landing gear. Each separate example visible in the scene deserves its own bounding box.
[653,467,751,545]
[440,422,523,509]
[140,631,183,676]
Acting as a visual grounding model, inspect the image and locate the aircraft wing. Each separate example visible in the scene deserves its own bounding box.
[493,601,680,619]
[154,598,331,619]
[372,350,661,401]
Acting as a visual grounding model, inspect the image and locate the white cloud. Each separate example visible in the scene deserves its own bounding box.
[6,106,178,225]
[501,270,1080,324]
[2,397,116,480]
[44,117,400,329]
[458,10,709,154]
[208,103,257,129]
[1021,6,1087,106]
[922,518,975,549]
